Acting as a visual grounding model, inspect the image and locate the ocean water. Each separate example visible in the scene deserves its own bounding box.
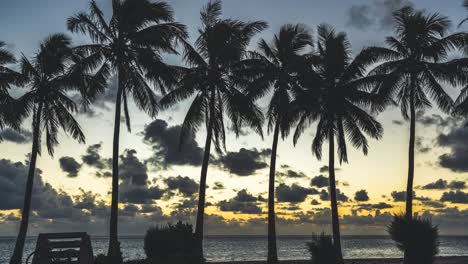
[1,235,467,263]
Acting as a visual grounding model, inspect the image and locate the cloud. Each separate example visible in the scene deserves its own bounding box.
[0,128,32,144]
[276,183,318,203]
[59,156,81,177]
[164,176,199,197]
[421,179,466,190]
[218,190,262,214]
[422,179,448,190]
[391,191,406,202]
[216,148,270,176]
[437,121,468,172]
[440,191,468,204]
[212,182,225,190]
[81,143,110,170]
[319,189,348,202]
[143,119,203,167]
[278,169,307,178]
[392,120,404,126]
[118,149,164,204]
[0,158,87,221]
[355,190,370,202]
[310,175,329,188]
[355,202,393,211]
[346,0,413,31]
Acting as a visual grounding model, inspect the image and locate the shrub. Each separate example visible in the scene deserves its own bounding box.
[307,233,340,264]
[144,221,196,262]
[388,215,439,264]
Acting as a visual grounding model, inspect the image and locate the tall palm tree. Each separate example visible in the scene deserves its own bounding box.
[160,1,266,260]
[292,24,384,263]
[9,33,94,264]
[67,1,187,260]
[363,7,468,219]
[0,41,24,137]
[235,24,313,264]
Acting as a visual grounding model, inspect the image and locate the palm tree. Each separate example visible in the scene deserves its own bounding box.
[67,1,187,260]
[235,24,313,264]
[364,7,468,219]
[160,1,266,260]
[0,41,24,137]
[9,33,94,264]
[291,24,384,263]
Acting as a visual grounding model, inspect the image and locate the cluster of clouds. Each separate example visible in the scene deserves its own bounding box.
[346,0,413,31]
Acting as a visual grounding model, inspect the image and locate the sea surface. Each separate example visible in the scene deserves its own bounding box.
[1,235,467,263]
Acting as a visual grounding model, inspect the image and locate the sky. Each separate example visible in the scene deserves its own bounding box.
[1,0,468,236]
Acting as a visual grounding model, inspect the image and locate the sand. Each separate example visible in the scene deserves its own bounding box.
[210,256,468,264]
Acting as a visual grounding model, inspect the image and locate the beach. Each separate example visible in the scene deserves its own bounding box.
[210,257,468,264]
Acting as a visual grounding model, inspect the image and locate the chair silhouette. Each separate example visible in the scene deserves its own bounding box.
[30,232,94,264]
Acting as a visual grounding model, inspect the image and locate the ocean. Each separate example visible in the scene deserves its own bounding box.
[1,236,467,262]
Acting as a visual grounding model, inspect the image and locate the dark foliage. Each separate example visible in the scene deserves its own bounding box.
[307,233,340,264]
[388,215,439,264]
[144,221,196,261]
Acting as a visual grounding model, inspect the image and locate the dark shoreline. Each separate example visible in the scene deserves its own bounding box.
[209,256,468,264]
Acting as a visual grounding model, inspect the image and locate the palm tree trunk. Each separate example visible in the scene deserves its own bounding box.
[108,68,124,263]
[328,131,344,264]
[403,77,416,264]
[405,77,416,219]
[194,87,216,262]
[267,121,280,264]
[10,104,42,264]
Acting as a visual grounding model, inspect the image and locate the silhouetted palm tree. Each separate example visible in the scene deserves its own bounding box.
[9,33,92,264]
[292,24,384,263]
[160,1,266,260]
[364,7,468,219]
[235,24,313,264]
[67,1,187,260]
[0,41,24,138]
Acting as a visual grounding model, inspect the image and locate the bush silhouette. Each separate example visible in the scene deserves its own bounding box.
[144,221,196,261]
[307,233,340,264]
[388,215,439,264]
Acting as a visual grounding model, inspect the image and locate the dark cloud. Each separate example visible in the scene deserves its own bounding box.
[346,0,413,31]
[216,148,270,176]
[448,181,465,190]
[119,149,148,186]
[278,169,306,178]
[164,176,199,197]
[392,120,404,126]
[59,156,81,177]
[440,191,468,204]
[73,189,98,210]
[356,202,393,211]
[218,190,261,214]
[119,149,164,204]
[422,179,448,190]
[319,189,348,202]
[437,121,468,172]
[276,183,318,203]
[0,128,32,144]
[355,190,370,202]
[319,166,329,173]
[212,182,225,190]
[346,4,374,30]
[310,175,329,188]
[81,143,110,170]
[0,159,87,221]
[311,199,320,205]
[143,119,203,167]
[391,191,406,202]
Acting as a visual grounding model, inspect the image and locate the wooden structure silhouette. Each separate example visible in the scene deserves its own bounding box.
[30,232,94,264]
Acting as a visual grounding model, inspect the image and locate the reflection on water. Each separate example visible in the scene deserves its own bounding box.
[0,236,467,262]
